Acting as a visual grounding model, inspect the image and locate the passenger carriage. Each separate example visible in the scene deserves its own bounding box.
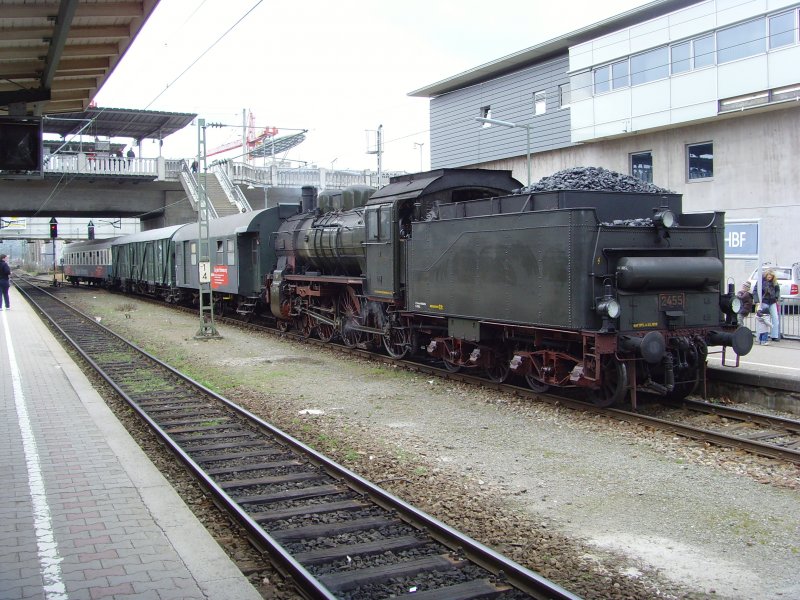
[63,237,117,286]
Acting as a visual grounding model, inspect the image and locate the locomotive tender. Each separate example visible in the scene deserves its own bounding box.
[64,168,752,406]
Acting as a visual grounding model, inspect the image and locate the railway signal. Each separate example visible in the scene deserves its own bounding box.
[49,217,58,239]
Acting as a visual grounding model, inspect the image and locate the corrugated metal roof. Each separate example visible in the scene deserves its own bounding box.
[408,0,703,98]
[0,0,160,115]
[42,106,196,140]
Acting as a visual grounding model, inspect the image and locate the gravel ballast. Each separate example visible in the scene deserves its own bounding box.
[60,290,800,600]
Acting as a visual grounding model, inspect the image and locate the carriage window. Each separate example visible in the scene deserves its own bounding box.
[216,240,224,264]
[190,242,197,266]
[379,206,391,241]
[367,209,379,240]
[227,239,235,265]
[251,238,259,266]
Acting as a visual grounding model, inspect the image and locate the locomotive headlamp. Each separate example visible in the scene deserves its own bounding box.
[719,282,741,325]
[597,297,621,319]
[653,208,676,229]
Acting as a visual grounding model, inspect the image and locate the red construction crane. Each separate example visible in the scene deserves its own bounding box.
[207,111,278,159]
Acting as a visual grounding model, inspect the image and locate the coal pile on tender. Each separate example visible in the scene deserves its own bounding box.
[521,166,673,195]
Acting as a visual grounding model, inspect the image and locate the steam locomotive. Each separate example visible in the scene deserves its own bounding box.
[63,168,752,407]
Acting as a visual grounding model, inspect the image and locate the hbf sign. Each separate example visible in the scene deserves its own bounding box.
[724,220,759,259]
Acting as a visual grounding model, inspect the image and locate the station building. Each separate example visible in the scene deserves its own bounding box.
[410,0,800,286]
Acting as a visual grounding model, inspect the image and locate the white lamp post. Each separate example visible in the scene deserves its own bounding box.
[475,117,532,187]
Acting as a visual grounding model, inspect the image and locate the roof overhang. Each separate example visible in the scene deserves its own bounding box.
[41,106,196,140]
[408,0,703,98]
[0,0,160,116]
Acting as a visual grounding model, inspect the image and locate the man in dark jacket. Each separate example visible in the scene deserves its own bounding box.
[0,254,11,310]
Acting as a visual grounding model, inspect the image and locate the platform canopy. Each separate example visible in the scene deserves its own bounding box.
[0,0,161,116]
[41,106,197,141]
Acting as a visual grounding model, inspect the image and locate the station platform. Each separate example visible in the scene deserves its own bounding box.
[707,335,800,393]
[0,287,261,600]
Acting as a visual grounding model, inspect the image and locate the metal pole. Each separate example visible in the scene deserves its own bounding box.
[195,118,221,339]
[524,125,531,188]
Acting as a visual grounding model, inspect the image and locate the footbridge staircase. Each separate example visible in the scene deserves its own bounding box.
[178,162,252,218]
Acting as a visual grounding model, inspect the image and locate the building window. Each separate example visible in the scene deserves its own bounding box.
[559,83,571,108]
[534,90,546,115]
[631,152,653,183]
[611,60,629,89]
[571,71,592,101]
[717,18,765,63]
[693,34,715,68]
[594,65,610,94]
[687,142,713,180]
[769,11,795,48]
[671,41,691,74]
[480,106,492,126]
[630,46,669,85]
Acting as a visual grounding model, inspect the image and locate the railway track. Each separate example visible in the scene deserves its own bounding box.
[17,277,578,600]
[49,280,800,465]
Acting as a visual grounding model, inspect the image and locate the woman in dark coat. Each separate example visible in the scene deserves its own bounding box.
[0,254,11,310]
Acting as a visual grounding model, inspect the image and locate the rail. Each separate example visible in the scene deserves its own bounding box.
[16,277,580,600]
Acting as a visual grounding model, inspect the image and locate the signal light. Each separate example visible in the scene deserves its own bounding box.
[49,217,58,239]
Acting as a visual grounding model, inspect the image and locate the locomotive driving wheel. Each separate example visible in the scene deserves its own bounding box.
[383,317,412,359]
[338,286,363,348]
[588,356,628,408]
[316,308,336,342]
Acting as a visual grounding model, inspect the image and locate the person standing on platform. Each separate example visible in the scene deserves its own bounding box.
[127,147,135,167]
[0,254,11,310]
[754,268,781,341]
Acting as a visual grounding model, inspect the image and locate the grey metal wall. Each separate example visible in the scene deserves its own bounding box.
[430,54,573,169]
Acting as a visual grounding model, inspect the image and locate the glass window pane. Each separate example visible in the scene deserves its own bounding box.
[671,41,691,73]
[379,206,392,241]
[693,35,715,67]
[594,65,610,94]
[227,239,235,265]
[612,60,629,88]
[717,18,765,63]
[631,152,653,183]
[688,142,713,180]
[367,209,379,240]
[630,47,669,85]
[571,71,592,101]
[534,90,546,115]
[559,83,571,107]
[769,12,795,48]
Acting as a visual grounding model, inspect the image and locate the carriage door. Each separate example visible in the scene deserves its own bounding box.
[364,203,396,299]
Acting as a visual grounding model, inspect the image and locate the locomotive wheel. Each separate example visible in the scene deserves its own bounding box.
[588,356,628,408]
[442,358,462,373]
[338,286,363,348]
[485,350,511,383]
[525,374,550,393]
[317,319,336,343]
[299,313,314,338]
[383,317,411,359]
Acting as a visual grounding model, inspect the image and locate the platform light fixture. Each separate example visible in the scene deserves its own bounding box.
[475,117,532,187]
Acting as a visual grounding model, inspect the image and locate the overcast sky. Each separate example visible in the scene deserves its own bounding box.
[94,0,651,173]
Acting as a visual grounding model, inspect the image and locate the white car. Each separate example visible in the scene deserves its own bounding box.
[748,263,800,313]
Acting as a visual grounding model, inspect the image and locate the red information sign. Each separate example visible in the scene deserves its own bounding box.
[210,265,229,289]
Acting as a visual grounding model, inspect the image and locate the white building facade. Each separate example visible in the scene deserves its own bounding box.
[411,0,800,287]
